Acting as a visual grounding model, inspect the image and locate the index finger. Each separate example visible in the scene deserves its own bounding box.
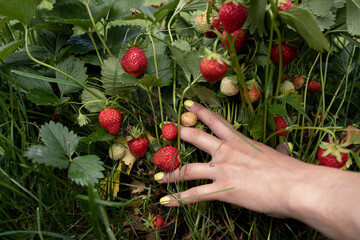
[184,100,248,142]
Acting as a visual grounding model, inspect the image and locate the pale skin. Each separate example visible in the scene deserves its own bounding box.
[155,101,360,240]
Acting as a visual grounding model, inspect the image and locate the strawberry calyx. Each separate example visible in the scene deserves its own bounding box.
[202,48,230,65]
[319,141,351,163]
[127,126,145,141]
[245,79,260,91]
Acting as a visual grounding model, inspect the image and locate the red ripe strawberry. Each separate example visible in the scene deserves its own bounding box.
[317,141,350,168]
[99,109,122,135]
[162,123,178,141]
[274,116,287,136]
[242,80,261,103]
[278,0,292,11]
[153,215,165,228]
[128,136,148,158]
[153,146,181,171]
[307,80,321,93]
[270,43,298,67]
[221,29,247,55]
[122,47,148,77]
[219,2,248,33]
[200,53,228,83]
[204,16,222,38]
[127,127,148,158]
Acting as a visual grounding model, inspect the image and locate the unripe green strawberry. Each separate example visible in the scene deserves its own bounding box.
[108,143,126,160]
[220,75,239,96]
[99,108,122,135]
[181,112,198,127]
[122,47,148,77]
[279,80,295,94]
[162,123,178,141]
[195,13,213,33]
[219,2,248,33]
[292,75,304,89]
[153,146,181,171]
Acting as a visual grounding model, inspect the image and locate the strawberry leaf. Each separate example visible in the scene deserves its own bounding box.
[302,0,334,17]
[40,121,79,158]
[108,0,145,20]
[275,91,310,120]
[81,88,106,113]
[194,88,221,107]
[0,0,36,24]
[244,0,267,37]
[68,155,104,186]
[101,57,138,96]
[24,121,79,168]
[139,75,163,88]
[24,145,69,169]
[0,40,23,61]
[268,103,288,116]
[27,88,70,106]
[56,57,88,95]
[346,126,360,144]
[248,104,266,140]
[279,8,329,52]
[346,0,360,36]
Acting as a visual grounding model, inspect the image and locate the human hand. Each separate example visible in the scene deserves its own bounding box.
[155,100,308,217]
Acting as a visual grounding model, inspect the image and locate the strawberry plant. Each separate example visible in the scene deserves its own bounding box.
[0,0,360,239]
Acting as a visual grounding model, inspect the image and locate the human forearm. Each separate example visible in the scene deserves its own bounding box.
[287,165,360,240]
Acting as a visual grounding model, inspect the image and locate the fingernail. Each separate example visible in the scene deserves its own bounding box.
[154,172,164,181]
[160,196,170,205]
[184,100,194,108]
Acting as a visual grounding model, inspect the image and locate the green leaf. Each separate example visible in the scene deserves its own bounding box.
[40,121,79,158]
[37,24,73,55]
[279,8,329,52]
[315,11,336,31]
[248,104,266,140]
[194,88,221,107]
[4,46,48,65]
[153,0,179,24]
[268,103,287,116]
[182,0,207,12]
[0,0,37,24]
[0,40,23,61]
[274,91,309,120]
[11,70,79,87]
[45,0,113,29]
[66,32,103,55]
[108,0,145,20]
[27,88,70,106]
[68,155,104,186]
[106,25,141,56]
[244,0,267,37]
[56,58,88,94]
[81,88,106,113]
[146,54,173,86]
[86,129,115,142]
[25,145,70,169]
[303,0,334,17]
[139,75,163,88]
[171,39,191,52]
[346,0,360,36]
[101,57,138,95]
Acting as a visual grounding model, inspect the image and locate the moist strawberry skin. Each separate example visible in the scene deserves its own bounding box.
[219,2,248,33]
[122,47,148,78]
